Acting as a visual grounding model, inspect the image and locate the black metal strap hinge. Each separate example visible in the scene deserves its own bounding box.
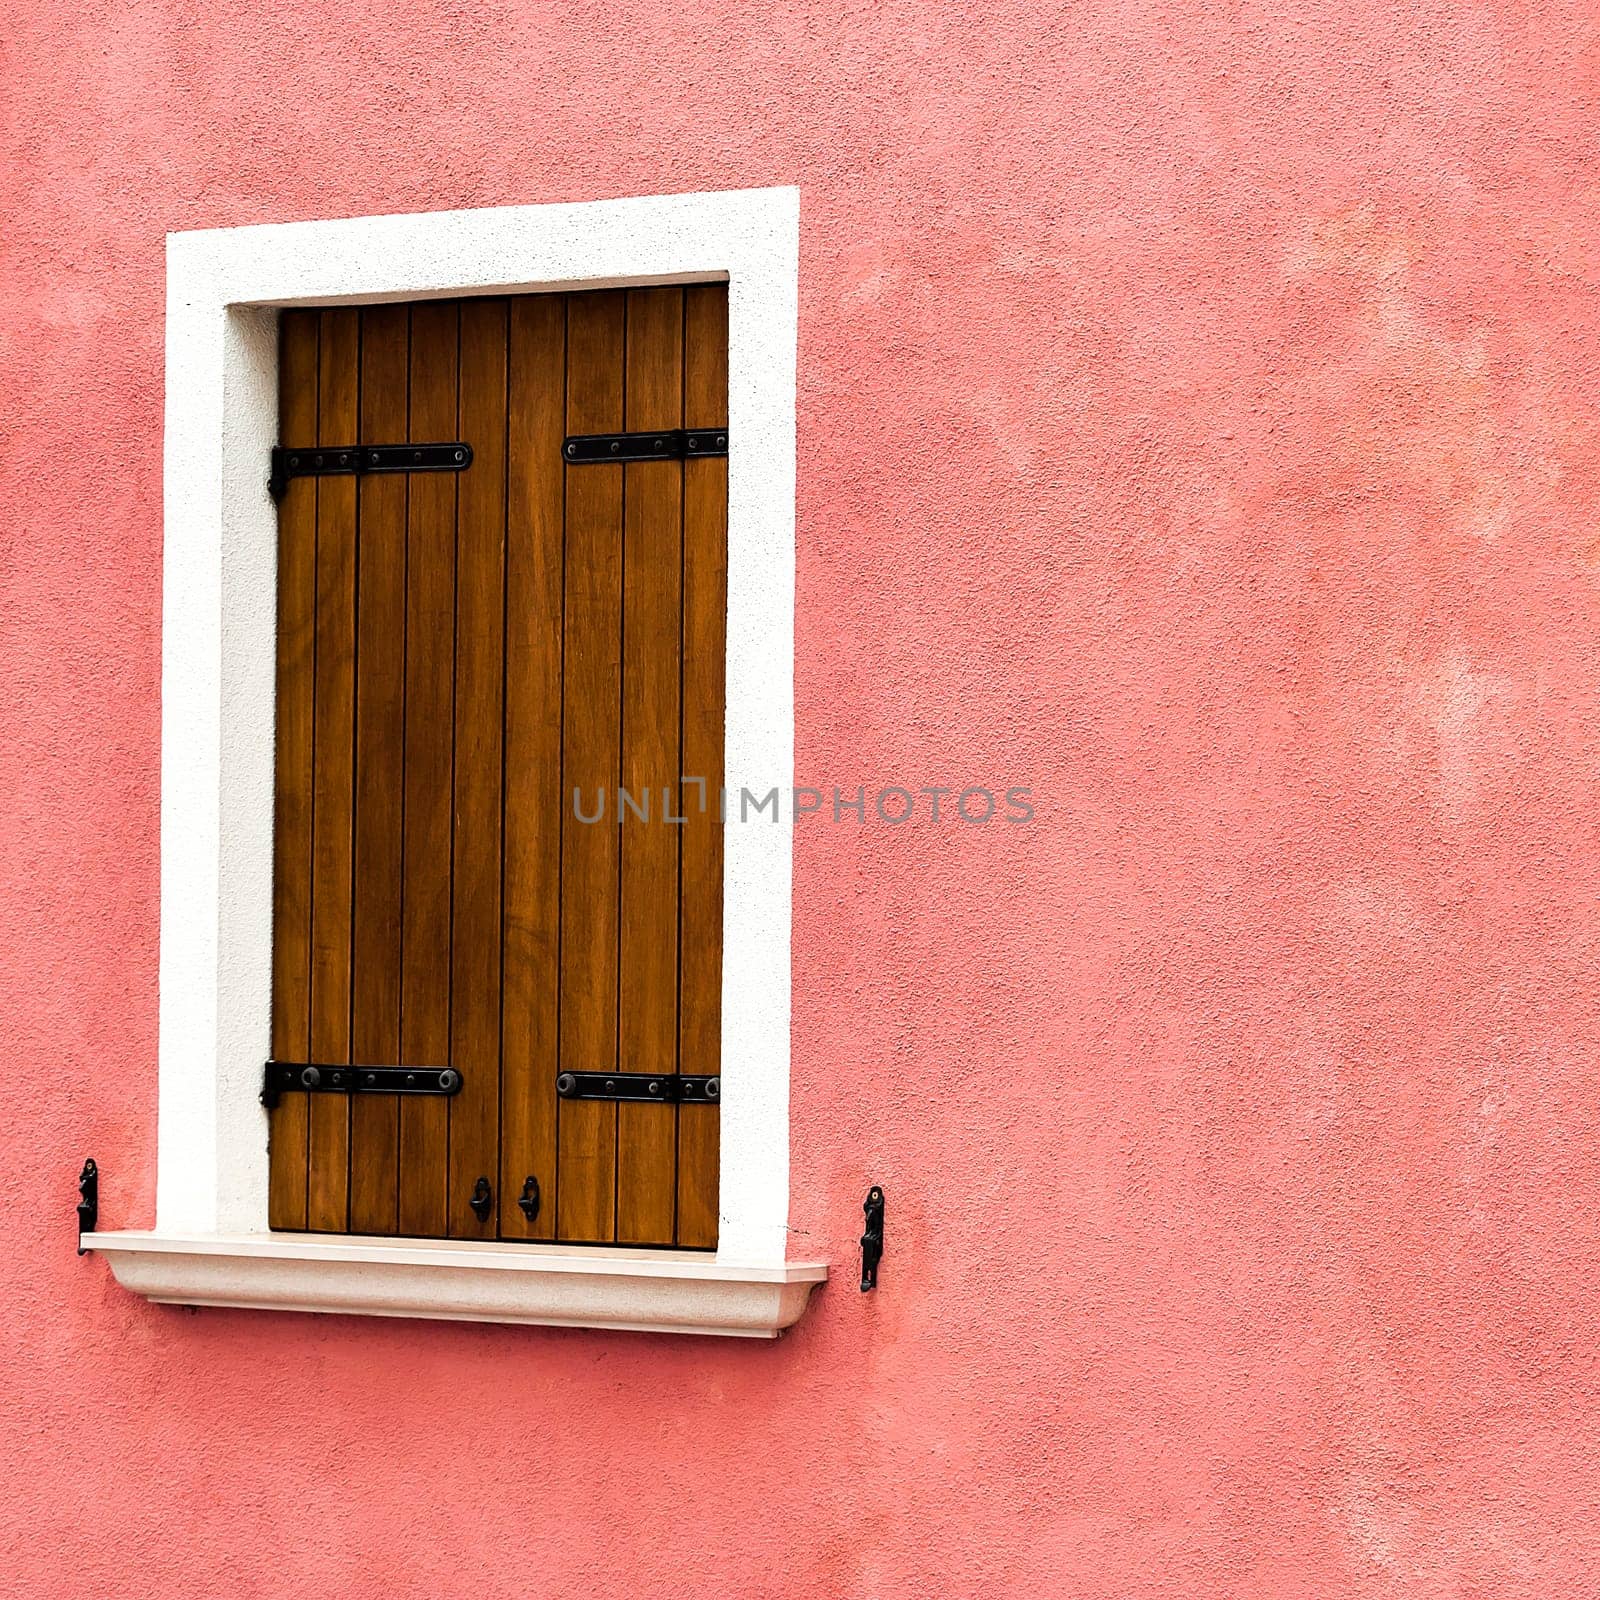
[556,1072,720,1103]
[268,442,473,503]
[262,1060,463,1109]
[563,428,727,464]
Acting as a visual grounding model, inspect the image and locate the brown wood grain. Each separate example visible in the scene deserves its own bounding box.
[307,307,360,1232]
[448,297,508,1238]
[558,290,625,1243]
[616,287,684,1245]
[348,304,408,1235]
[499,293,565,1241]
[271,286,727,1248]
[677,283,728,1248]
[268,309,318,1232]
[397,301,458,1238]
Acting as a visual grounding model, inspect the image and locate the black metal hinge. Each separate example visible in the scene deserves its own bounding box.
[563,428,727,464]
[262,1060,463,1109]
[268,442,473,503]
[556,1072,720,1103]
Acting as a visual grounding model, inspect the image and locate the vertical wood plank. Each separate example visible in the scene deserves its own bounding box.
[398,301,458,1238]
[268,309,318,1232]
[677,284,728,1248]
[500,294,565,1241]
[448,297,508,1238]
[348,305,408,1235]
[558,290,625,1243]
[307,307,359,1232]
[616,287,683,1245]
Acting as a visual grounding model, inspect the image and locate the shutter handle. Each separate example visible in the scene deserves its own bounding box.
[517,1176,540,1221]
[469,1176,492,1223]
[860,1186,885,1292]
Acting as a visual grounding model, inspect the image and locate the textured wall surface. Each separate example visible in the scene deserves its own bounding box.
[3,3,1599,1596]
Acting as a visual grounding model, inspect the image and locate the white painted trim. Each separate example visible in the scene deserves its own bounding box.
[151,188,807,1323]
[85,1234,827,1338]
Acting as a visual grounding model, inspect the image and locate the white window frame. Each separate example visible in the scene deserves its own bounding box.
[86,187,827,1338]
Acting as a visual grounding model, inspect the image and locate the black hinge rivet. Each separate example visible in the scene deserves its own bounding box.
[469,1177,492,1222]
[860,1185,885,1292]
[518,1176,540,1221]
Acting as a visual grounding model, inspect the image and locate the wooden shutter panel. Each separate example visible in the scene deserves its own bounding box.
[307,307,358,1234]
[348,304,407,1234]
[615,286,684,1244]
[266,310,316,1233]
[397,301,458,1237]
[267,286,728,1249]
[448,298,508,1238]
[676,284,728,1248]
[555,289,625,1241]
[499,295,566,1242]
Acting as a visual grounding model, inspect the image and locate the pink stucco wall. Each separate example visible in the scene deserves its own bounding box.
[4,4,1600,1595]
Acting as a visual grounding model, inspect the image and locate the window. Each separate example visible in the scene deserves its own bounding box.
[84,190,827,1335]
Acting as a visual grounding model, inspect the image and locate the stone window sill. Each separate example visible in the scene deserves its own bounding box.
[84,1231,828,1339]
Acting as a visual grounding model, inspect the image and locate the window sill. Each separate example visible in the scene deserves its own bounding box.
[83,1231,829,1339]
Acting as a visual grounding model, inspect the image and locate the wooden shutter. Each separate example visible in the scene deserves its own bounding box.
[267,286,727,1249]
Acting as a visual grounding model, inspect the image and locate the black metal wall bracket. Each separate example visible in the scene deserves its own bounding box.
[563,428,728,464]
[860,1185,884,1292]
[77,1159,98,1254]
[268,442,473,503]
[555,1072,720,1103]
[261,1060,462,1110]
